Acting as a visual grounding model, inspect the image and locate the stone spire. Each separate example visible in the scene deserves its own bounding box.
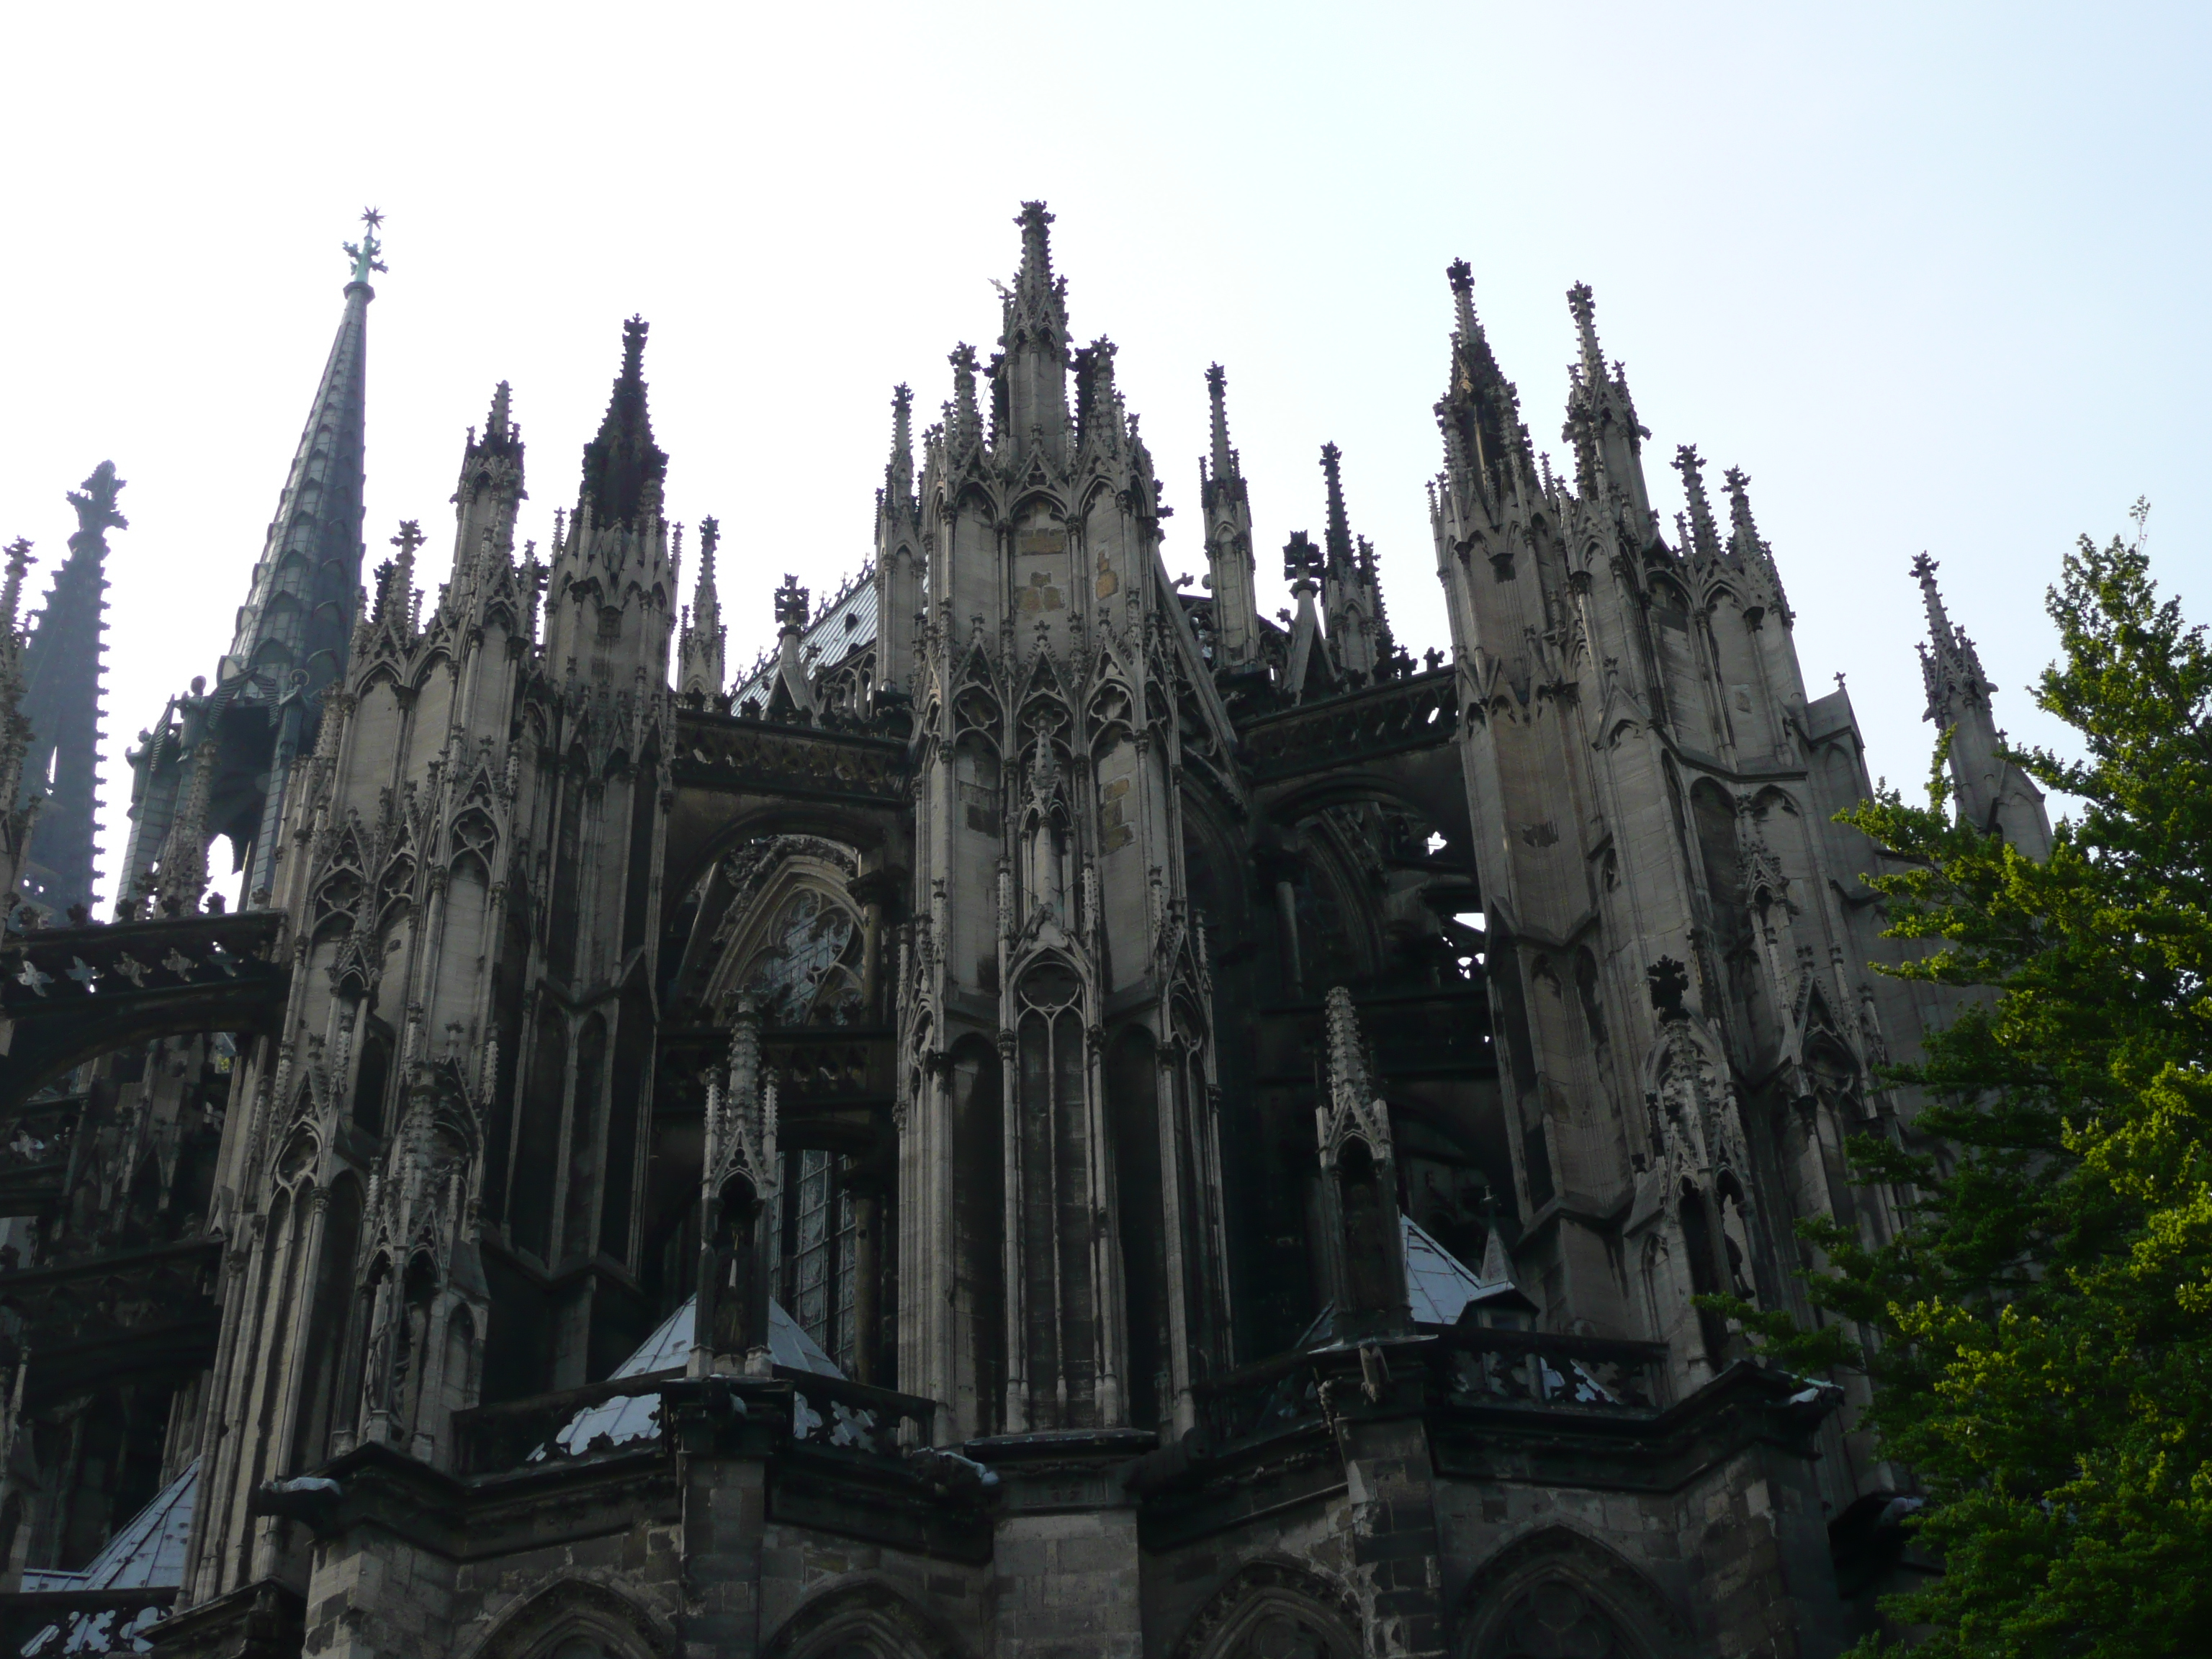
[0,539,40,923]
[993,202,1071,469]
[886,382,915,502]
[1912,553,1986,721]
[874,387,923,698]
[679,516,727,699]
[947,344,984,459]
[1434,259,1534,510]
[1673,446,1724,565]
[1560,282,1651,518]
[1914,553,2051,857]
[220,212,379,689]
[447,381,527,614]
[17,462,121,921]
[579,317,668,526]
[1198,364,1261,668]
[1318,444,1386,679]
[1721,467,1790,626]
[150,741,220,917]
[1315,986,1409,1334]
[1321,443,1355,576]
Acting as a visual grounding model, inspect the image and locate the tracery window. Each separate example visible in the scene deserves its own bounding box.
[745,889,864,1026]
[784,1147,859,1369]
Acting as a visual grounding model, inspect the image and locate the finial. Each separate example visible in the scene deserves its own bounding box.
[1015,200,1056,287]
[343,207,388,287]
[1566,282,1603,369]
[620,315,649,382]
[1446,259,1478,343]
[486,381,512,441]
[774,574,809,633]
[1283,530,1324,586]
[68,462,129,539]
[699,516,720,570]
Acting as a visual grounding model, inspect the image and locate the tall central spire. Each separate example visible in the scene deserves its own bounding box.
[580,316,667,524]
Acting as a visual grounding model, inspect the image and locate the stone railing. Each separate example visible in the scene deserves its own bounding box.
[451,1365,938,1478]
[1187,1325,1668,1459]
[1190,1350,1326,1452]
[451,1368,684,1477]
[1430,1326,1668,1413]
[779,1366,936,1457]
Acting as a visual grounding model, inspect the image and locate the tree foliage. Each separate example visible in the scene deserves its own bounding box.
[1727,515,2212,1655]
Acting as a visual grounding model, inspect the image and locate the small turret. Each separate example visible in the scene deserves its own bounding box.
[1197,364,1261,668]
[679,516,727,700]
[874,387,922,696]
[1673,446,1724,565]
[448,381,526,613]
[995,202,1071,470]
[1560,282,1652,520]
[1319,444,1386,678]
[947,343,984,459]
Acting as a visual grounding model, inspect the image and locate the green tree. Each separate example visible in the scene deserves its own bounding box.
[1723,515,2212,1655]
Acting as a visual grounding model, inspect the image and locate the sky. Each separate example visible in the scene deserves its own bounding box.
[1,1,2205,909]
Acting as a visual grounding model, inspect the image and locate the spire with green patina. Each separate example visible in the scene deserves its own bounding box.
[219,207,382,691]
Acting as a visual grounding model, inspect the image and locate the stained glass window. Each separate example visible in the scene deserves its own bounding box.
[743,889,864,1026]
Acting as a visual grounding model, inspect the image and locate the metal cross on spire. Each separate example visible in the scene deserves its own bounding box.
[343,207,387,285]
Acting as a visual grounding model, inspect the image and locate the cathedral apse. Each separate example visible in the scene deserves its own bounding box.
[0,203,2041,1659]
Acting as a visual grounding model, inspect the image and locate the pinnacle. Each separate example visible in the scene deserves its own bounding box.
[1446,259,1479,347]
[1321,444,1354,568]
[1673,445,1721,560]
[1566,283,1611,391]
[1205,363,1237,484]
[1015,201,1056,290]
[580,316,668,525]
[68,463,128,538]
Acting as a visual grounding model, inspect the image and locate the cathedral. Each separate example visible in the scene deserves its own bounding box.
[0,204,2048,1659]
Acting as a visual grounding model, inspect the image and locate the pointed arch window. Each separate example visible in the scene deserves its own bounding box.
[745,889,864,1026]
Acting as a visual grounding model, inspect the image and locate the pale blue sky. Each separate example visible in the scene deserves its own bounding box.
[1,2,2203,904]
